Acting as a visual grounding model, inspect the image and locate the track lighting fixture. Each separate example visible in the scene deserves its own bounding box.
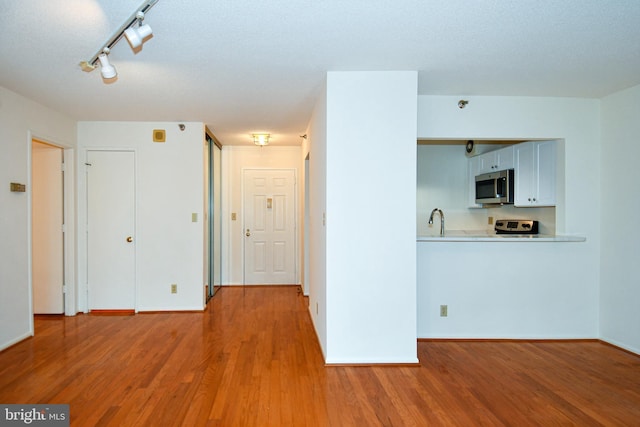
[79,0,159,83]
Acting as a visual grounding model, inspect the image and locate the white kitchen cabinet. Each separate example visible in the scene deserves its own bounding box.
[476,145,514,174]
[514,140,556,207]
[467,145,515,207]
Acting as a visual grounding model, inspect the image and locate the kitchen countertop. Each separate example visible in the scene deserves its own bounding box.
[417,230,586,242]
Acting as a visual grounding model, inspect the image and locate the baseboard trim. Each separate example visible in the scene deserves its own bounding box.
[418,338,639,357]
[90,309,135,316]
[0,331,34,354]
[138,310,205,314]
[599,339,640,357]
[223,284,301,288]
[325,361,421,368]
[418,338,599,343]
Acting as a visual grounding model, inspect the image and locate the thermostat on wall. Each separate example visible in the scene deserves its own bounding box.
[153,129,166,143]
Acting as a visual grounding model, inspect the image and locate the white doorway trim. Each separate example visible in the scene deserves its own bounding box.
[31,140,63,314]
[303,156,310,296]
[27,131,77,321]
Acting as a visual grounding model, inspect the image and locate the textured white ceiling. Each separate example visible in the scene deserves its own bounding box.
[1,0,639,145]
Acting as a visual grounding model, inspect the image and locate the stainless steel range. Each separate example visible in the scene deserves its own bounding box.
[495,219,539,234]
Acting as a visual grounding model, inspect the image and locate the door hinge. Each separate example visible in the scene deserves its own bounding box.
[62,285,67,294]
[62,223,66,233]
[61,162,65,172]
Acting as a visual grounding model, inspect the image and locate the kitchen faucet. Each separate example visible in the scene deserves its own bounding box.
[428,208,445,236]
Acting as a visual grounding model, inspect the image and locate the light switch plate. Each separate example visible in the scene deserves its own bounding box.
[192,213,198,222]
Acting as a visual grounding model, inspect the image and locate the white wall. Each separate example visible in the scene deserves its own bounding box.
[600,84,640,354]
[324,71,418,364]
[222,146,302,285]
[417,95,601,338]
[418,241,597,338]
[77,122,205,312]
[0,87,76,351]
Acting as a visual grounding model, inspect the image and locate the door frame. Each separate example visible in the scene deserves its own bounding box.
[27,132,76,322]
[31,140,64,314]
[241,167,298,285]
[204,129,223,301]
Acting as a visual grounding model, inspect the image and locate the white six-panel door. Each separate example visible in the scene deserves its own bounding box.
[87,150,136,310]
[243,169,296,285]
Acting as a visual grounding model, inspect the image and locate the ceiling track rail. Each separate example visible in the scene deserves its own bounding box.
[79,0,159,72]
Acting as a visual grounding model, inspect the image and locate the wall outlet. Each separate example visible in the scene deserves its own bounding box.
[440,305,448,317]
[171,284,178,294]
[488,216,494,225]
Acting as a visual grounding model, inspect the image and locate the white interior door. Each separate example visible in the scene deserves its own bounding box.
[243,169,296,285]
[32,141,64,314]
[87,150,136,310]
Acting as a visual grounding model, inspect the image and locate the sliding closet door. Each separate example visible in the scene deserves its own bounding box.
[205,132,222,301]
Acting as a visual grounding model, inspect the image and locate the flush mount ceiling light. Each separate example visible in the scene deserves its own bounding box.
[79,0,159,83]
[253,134,270,146]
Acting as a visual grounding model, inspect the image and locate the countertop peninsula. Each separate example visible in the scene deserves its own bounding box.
[417,230,585,242]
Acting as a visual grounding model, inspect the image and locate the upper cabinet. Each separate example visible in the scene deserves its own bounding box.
[476,145,514,175]
[514,140,557,207]
[467,141,556,208]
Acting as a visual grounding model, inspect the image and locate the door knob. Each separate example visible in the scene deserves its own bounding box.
[245,229,251,237]
[126,236,133,242]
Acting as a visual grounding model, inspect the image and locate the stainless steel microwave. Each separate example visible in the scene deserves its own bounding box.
[475,169,514,205]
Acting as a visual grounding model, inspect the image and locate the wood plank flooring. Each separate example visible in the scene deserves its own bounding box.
[1,286,639,426]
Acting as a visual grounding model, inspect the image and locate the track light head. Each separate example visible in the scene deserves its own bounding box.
[98,53,117,80]
[125,22,153,49]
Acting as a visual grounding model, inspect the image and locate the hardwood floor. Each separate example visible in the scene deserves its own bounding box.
[1,286,639,426]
